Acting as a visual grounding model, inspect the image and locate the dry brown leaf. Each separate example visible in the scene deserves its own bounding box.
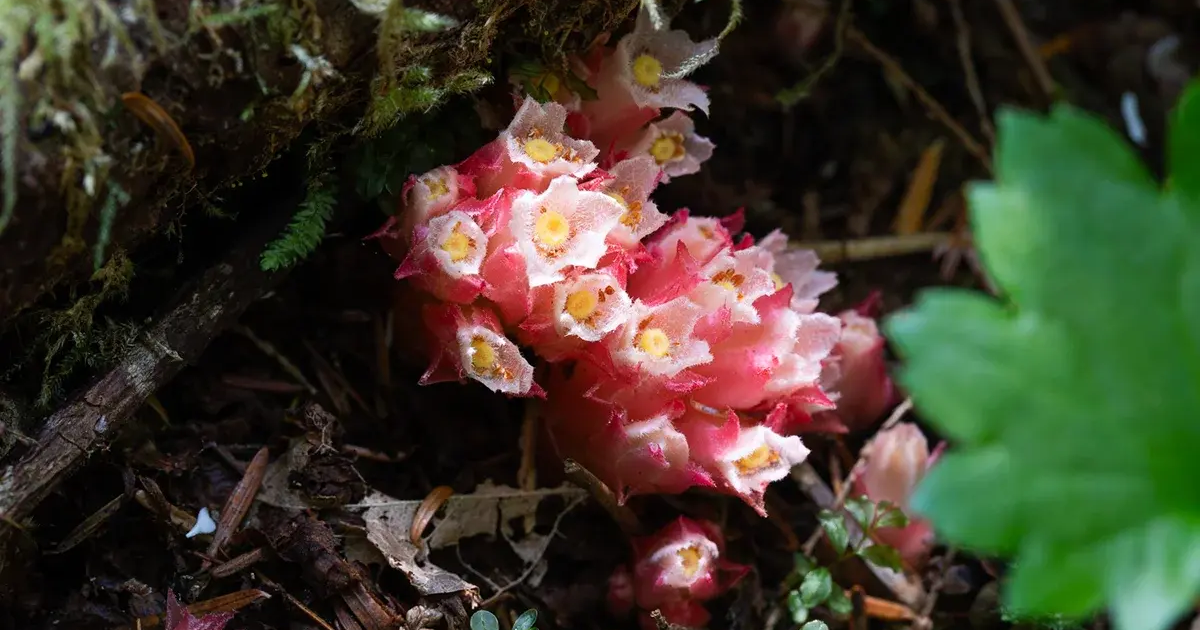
[258,466,584,596]
[893,138,947,235]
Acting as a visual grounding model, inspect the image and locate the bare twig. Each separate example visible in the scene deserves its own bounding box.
[0,209,293,563]
[234,326,318,395]
[563,459,644,537]
[910,548,958,630]
[48,493,126,554]
[478,494,587,607]
[847,27,992,171]
[796,232,953,263]
[992,0,1056,100]
[948,0,995,144]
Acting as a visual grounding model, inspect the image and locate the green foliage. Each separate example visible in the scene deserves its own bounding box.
[784,554,851,627]
[816,496,908,571]
[358,0,491,136]
[509,58,597,103]
[512,609,537,630]
[260,170,338,271]
[470,611,499,630]
[886,80,1200,630]
[352,99,488,201]
[469,609,537,630]
[94,182,131,271]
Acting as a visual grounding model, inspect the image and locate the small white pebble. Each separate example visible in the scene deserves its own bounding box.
[186,507,216,539]
[1121,91,1148,147]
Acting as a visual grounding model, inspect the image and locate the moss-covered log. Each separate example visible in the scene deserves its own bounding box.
[0,0,636,325]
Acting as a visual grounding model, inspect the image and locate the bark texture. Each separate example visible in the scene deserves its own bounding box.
[0,0,635,324]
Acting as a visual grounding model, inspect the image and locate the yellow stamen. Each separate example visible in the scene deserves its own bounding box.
[524,138,559,163]
[632,53,663,89]
[649,133,686,164]
[440,224,472,262]
[426,176,449,200]
[636,327,671,358]
[677,546,702,578]
[469,337,496,373]
[534,209,571,249]
[734,445,780,474]
[771,272,786,291]
[565,289,599,320]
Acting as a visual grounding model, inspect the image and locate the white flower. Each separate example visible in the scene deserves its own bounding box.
[425,211,488,278]
[629,112,715,182]
[553,272,633,341]
[610,297,712,377]
[502,96,599,179]
[455,326,535,395]
[509,176,625,286]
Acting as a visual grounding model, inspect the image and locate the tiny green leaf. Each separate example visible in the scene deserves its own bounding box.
[875,501,910,529]
[512,609,537,630]
[826,587,853,616]
[471,611,499,630]
[799,568,833,608]
[786,591,809,624]
[857,544,905,573]
[817,509,850,555]
[844,496,875,529]
[801,621,830,630]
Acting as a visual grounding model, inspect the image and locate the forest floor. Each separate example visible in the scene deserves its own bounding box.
[0,0,1194,629]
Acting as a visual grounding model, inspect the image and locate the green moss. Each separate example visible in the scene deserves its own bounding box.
[1,248,138,408]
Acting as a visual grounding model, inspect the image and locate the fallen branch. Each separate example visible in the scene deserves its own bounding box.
[0,203,296,562]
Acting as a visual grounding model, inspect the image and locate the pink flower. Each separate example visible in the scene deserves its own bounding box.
[542,365,711,501]
[509,176,626,286]
[517,268,633,359]
[627,112,715,182]
[608,517,748,629]
[605,5,717,114]
[399,165,475,238]
[600,155,669,248]
[688,246,779,325]
[758,229,838,313]
[826,305,895,430]
[609,296,712,378]
[474,97,600,196]
[854,422,938,569]
[419,304,540,397]
[679,409,811,514]
[395,211,488,304]
[647,211,732,267]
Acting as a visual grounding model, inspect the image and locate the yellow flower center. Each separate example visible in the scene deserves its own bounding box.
[636,327,671,358]
[425,176,450,200]
[440,224,472,262]
[734,445,780,474]
[534,209,571,248]
[771,272,786,291]
[606,192,628,208]
[632,53,663,89]
[536,72,561,97]
[565,289,599,320]
[649,133,685,164]
[469,337,496,373]
[677,545,702,577]
[711,269,745,293]
[524,137,559,163]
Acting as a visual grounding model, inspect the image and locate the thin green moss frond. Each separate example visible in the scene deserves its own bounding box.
[260,168,338,271]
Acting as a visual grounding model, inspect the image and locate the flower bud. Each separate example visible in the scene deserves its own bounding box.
[854,422,937,568]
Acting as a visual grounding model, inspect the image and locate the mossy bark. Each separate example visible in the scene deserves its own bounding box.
[0,0,636,325]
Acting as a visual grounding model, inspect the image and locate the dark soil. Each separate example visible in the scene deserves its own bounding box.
[0,1,1195,629]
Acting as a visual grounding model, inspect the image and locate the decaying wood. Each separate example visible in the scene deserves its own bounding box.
[0,201,296,563]
[0,0,638,325]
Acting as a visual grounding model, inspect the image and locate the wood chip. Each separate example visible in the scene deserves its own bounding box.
[893,138,946,235]
[206,446,270,562]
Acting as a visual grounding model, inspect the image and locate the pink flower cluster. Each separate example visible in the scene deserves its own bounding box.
[375,7,894,516]
[608,517,748,630]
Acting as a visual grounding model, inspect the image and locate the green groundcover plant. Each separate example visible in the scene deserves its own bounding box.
[886,80,1200,630]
